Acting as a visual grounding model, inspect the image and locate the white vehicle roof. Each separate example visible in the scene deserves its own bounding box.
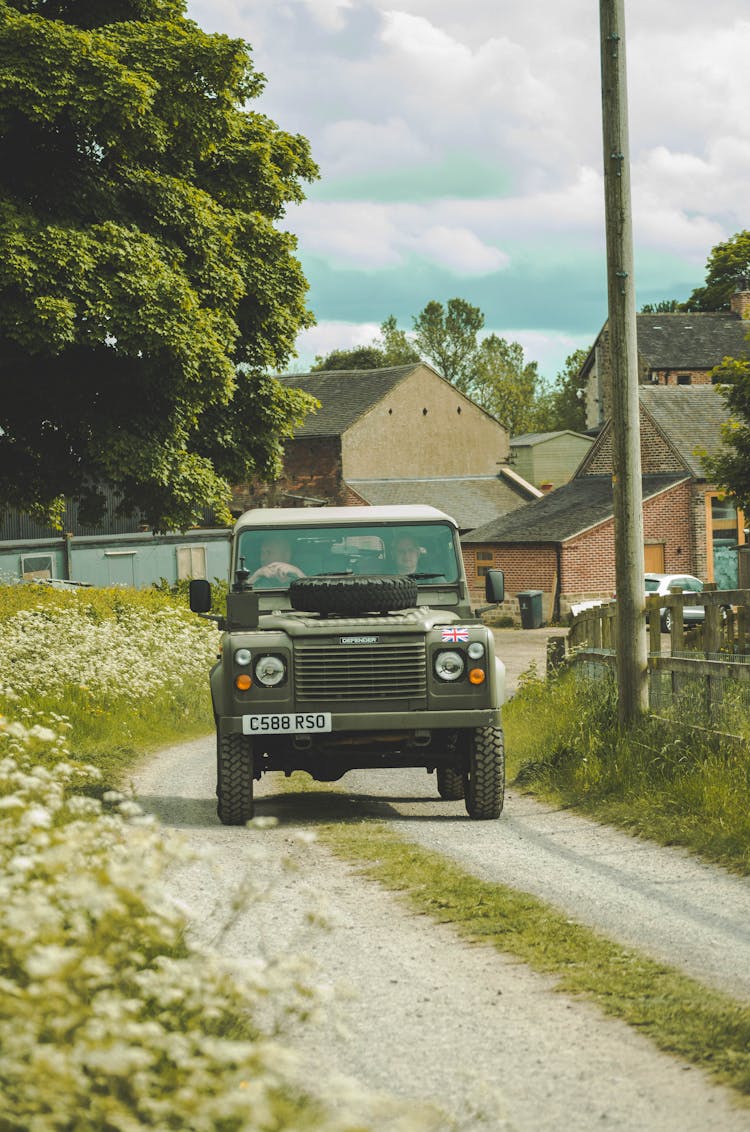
[234,504,458,531]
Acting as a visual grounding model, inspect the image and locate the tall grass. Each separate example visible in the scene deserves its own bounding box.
[0,584,217,781]
[0,584,446,1131]
[504,665,750,874]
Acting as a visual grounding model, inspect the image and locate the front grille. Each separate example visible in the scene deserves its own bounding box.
[294,642,427,702]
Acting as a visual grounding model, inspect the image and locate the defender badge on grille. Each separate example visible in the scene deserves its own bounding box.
[340,635,379,644]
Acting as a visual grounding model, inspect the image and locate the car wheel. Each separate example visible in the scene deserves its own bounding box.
[436,765,464,801]
[463,725,505,820]
[661,609,672,633]
[216,731,254,826]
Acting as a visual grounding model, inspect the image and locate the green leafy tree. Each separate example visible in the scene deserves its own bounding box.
[310,345,388,371]
[547,346,590,432]
[0,0,318,529]
[701,356,750,512]
[639,299,681,313]
[464,334,544,435]
[311,314,420,372]
[411,298,484,391]
[684,231,750,311]
[375,314,421,366]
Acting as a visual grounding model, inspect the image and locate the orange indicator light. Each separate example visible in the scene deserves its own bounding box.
[235,674,252,691]
[469,668,486,685]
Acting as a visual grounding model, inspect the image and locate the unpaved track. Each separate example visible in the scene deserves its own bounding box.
[133,739,750,1130]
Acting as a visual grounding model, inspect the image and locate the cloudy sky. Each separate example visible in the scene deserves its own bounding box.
[186,0,750,382]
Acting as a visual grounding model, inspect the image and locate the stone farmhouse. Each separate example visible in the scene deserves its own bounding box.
[235,362,540,532]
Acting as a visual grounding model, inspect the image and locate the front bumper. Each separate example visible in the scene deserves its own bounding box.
[218,706,502,735]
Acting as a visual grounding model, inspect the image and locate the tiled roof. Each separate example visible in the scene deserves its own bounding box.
[636,313,750,369]
[348,474,536,532]
[277,365,422,437]
[463,474,688,545]
[638,385,729,477]
[511,430,591,446]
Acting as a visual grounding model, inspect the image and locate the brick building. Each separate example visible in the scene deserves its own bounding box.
[583,286,750,428]
[463,385,743,621]
[234,363,539,531]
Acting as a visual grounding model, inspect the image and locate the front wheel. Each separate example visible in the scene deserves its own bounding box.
[217,732,254,826]
[464,726,505,820]
[661,609,672,633]
[436,765,465,801]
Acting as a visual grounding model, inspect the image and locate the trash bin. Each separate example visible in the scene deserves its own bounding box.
[517,589,544,629]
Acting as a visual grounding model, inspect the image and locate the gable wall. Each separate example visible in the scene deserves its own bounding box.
[580,411,685,476]
[342,367,508,479]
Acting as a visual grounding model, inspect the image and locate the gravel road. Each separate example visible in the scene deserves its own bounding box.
[127,624,750,1129]
[132,727,750,1130]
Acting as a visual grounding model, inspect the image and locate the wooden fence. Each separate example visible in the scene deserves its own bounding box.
[566,587,750,718]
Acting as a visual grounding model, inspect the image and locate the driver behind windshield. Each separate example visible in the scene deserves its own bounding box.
[248,535,305,588]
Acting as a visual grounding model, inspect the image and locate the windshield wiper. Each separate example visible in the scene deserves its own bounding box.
[310,570,353,577]
[408,572,446,580]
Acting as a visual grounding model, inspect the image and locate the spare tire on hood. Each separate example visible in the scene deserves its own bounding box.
[289,574,419,616]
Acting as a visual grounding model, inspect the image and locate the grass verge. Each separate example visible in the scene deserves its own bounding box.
[504,666,750,875]
[313,812,750,1099]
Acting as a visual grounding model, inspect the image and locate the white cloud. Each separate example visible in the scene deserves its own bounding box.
[293,320,382,368]
[319,116,430,178]
[408,226,509,274]
[185,0,750,353]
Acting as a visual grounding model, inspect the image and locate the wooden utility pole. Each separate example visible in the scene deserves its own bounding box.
[599,0,648,723]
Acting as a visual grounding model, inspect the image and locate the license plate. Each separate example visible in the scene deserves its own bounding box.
[242,712,332,735]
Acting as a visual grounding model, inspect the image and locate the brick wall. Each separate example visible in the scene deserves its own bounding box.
[580,408,684,476]
[233,437,345,511]
[463,541,558,622]
[467,480,695,621]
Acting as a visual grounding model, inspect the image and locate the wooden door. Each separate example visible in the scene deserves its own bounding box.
[644,543,665,572]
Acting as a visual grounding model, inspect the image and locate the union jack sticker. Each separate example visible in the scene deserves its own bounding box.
[441,626,469,643]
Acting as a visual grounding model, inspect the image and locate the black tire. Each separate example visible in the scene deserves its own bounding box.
[216,732,254,826]
[464,726,505,820]
[436,765,465,801]
[289,574,418,616]
[661,609,672,633]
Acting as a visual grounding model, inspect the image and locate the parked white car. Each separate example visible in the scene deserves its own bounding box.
[645,573,708,632]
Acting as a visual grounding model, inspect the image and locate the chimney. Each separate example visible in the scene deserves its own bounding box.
[730,277,750,319]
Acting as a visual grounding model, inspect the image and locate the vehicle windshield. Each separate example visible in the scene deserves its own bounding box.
[236,522,460,591]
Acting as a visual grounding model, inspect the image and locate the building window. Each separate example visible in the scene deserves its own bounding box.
[677,374,692,385]
[476,549,494,578]
[707,494,745,588]
[21,553,53,581]
[177,545,207,580]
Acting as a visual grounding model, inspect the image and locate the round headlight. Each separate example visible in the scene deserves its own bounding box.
[434,650,465,682]
[255,655,286,687]
[467,642,484,660]
[234,648,252,666]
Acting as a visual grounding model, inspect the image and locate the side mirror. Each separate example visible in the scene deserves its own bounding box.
[485,569,505,604]
[189,578,213,614]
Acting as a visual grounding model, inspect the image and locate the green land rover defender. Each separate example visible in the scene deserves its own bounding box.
[189,505,506,823]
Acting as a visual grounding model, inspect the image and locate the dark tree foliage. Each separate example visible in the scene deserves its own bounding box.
[639,299,681,313]
[0,0,318,528]
[702,357,750,513]
[684,231,750,312]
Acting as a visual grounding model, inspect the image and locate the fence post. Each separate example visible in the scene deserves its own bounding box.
[704,603,720,657]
